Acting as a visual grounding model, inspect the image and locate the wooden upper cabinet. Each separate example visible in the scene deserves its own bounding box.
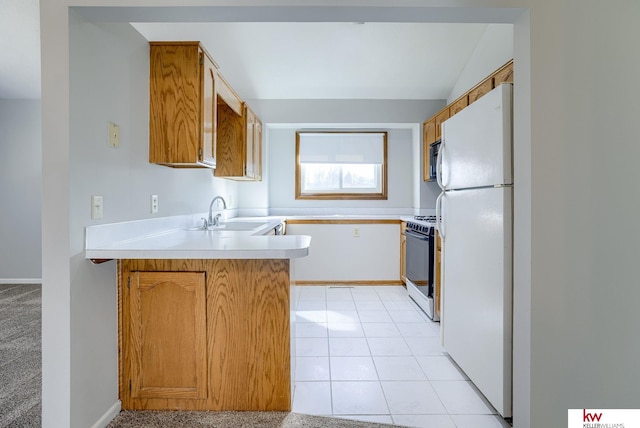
[423,117,437,146]
[254,119,263,181]
[244,106,263,181]
[245,107,255,180]
[421,59,513,164]
[434,108,450,142]
[467,77,493,105]
[243,105,262,181]
[423,118,436,181]
[213,74,244,179]
[214,94,262,181]
[149,40,259,179]
[449,95,468,117]
[215,71,243,116]
[149,42,217,168]
[493,61,514,85]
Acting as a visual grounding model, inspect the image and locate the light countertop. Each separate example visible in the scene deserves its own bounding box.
[85,215,309,260]
[85,213,435,261]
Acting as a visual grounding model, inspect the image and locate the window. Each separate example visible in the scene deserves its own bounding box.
[295,131,388,200]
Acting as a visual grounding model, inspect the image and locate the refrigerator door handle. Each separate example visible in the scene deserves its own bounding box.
[436,191,445,241]
[436,129,445,190]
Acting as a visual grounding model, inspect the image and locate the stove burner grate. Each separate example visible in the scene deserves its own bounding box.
[414,215,437,222]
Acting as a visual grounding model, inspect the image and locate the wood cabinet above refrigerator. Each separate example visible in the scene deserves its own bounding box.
[422,60,513,182]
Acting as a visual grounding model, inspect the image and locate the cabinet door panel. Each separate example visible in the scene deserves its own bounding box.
[149,44,201,165]
[214,101,245,177]
[449,96,468,117]
[423,119,436,181]
[130,271,207,400]
[253,119,263,181]
[468,78,493,104]
[245,106,256,179]
[434,109,450,141]
[493,62,514,85]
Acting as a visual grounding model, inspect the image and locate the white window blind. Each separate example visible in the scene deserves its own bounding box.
[298,132,385,164]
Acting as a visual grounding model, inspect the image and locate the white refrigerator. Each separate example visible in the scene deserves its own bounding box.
[436,83,513,418]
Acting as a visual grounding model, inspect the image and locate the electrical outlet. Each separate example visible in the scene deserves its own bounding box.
[151,194,159,213]
[228,195,233,207]
[91,195,103,219]
[108,122,120,148]
[353,227,360,238]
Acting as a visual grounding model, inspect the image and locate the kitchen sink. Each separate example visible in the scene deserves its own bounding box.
[215,221,266,231]
[185,221,267,232]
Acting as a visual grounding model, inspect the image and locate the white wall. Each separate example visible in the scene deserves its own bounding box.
[287,223,400,282]
[65,14,240,427]
[240,99,444,215]
[511,10,530,426]
[528,2,640,426]
[267,127,413,215]
[0,100,42,283]
[40,2,640,428]
[447,23,514,103]
[246,99,443,124]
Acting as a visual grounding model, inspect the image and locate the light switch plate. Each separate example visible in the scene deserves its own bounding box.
[108,122,120,148]
[91,195,103,219]
[151,194,159,213]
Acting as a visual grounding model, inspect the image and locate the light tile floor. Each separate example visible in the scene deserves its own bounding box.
[292,285,511,428]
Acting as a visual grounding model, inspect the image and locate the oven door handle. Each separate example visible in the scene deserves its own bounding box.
[404,230,430,241]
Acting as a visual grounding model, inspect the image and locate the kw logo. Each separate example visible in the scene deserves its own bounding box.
[583,409,603,422]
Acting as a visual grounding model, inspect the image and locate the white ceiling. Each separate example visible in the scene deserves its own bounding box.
[132,22,489,100]
[0,1,495,101]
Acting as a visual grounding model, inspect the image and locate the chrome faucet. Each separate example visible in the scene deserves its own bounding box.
[208,196,227,227]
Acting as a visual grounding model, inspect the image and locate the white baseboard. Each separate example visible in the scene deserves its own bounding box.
[91,401,121,428]
[0,278,42,284]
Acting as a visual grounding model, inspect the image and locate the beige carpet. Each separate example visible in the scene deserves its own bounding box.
[108,411,404,427]
[0,284,42,427]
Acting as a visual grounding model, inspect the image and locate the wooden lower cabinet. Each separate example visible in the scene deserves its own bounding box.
[119,259,291,411]
[400,222,407,283]
[129,271,208,401]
